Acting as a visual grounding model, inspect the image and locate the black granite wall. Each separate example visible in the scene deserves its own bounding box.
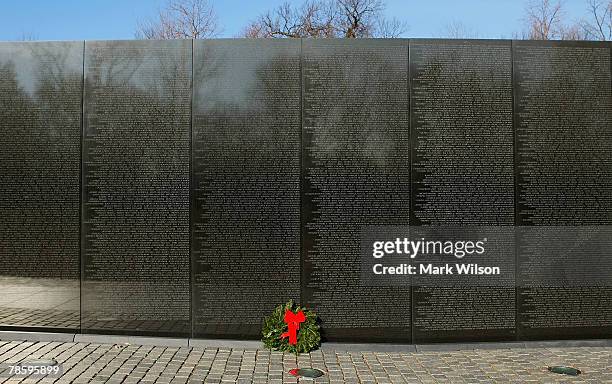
[82,40,191,336]
[192,40,301,338]
[302,39,411,342]
[0,39,610,342]
[0,42,82,331]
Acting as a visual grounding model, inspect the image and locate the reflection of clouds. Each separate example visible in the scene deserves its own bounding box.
[0,41,82,98]
[304,41,408,171]
[196,55,260,111]
[0,56,37,97]
[87,40,191,99]
[363,132,394,168]
[195,40,297,113]
[517,226,612,287]
[197,48,266,112]
[0,40,82,331]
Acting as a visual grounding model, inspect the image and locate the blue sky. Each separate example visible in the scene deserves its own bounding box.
[0,0,592,41]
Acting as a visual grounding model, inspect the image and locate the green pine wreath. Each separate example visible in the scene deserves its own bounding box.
[262,300,321,354]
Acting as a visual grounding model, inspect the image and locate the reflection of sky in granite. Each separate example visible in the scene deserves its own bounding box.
[0,42,82,98]
[1,58,37,97]
[196,57,259,110]
[194,42,292,113]
[88,41,191,100]
[0,42,82,329]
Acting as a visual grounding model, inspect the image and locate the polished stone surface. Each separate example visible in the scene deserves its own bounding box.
[0,39,611,345]
[410,39,516,344]
[82,40,191,336]
[0,41,82,331]
[0,278,79,329]
[192,40,301,339]
[514,40,612,341]
[301,39,412,343]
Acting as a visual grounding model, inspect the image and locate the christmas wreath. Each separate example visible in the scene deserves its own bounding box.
[262,300,320,354]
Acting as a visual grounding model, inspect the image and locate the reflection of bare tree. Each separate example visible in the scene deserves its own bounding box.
[0,42,81,329]
[191,41,302,335]
[28,43,83,139]
[82,41,191,333]
[0,42,81,280]
[304,41,409,171]
[300,41,411,336]
[86,41,192,104]
[86,44,143,88]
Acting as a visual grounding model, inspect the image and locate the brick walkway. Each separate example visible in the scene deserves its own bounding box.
[0,340,609,383]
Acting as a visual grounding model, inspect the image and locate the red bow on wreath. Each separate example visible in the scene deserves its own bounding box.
[281,309,306,345]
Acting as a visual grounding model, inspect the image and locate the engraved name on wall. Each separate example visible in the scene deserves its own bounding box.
[515,41,612,339]
[302,39,411,341]
[83,40,191,334]
[410,40,516,343]
[0,42,82,329]
[192,40,301,338]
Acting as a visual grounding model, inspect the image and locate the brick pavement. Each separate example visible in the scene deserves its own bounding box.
[0,339,609,383]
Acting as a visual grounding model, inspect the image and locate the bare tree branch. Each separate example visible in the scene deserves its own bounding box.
[337,0,383,37]
[525,0,563,39]
[558,22,586,40]
[17,32,39,41]
[136,0,221,39]
[242,0,406,38]
[440,21,479,39]
[242,1,336,38]
[520,0,585,40]
[374,17,408,38]
[581,0,612,40]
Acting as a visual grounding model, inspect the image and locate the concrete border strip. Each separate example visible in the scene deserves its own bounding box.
[0,331,610,351]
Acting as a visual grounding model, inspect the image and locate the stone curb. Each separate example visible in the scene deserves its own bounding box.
[0,331,75,343]
[1,331,610,351]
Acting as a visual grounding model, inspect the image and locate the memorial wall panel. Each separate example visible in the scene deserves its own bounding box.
[410,40,516,342]
[82,40,191,336]
[302,39,411,342]
[514,40,612,339]
[0,38,611,343]
[0,42,82,331]
[192,40,301,338]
